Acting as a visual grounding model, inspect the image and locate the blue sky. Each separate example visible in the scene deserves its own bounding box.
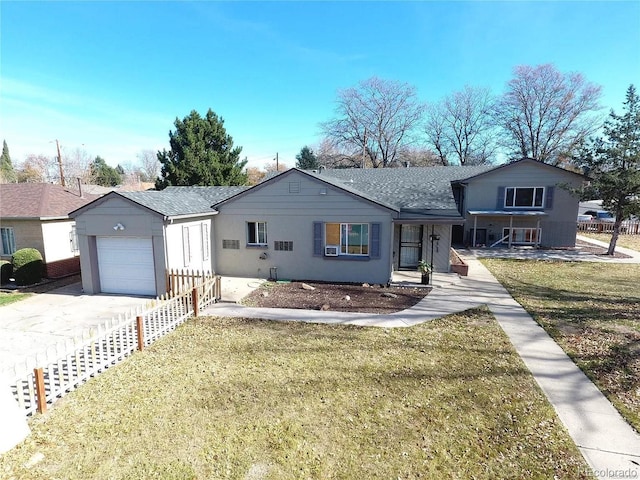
[1,1,639,171]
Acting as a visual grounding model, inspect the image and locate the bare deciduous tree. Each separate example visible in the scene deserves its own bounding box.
[246,167,265,185]
[395,145,443,167]
[263,160,289,173]
[494,64,602,164]
[17,154,56,183]
[64,147,93,184]
[321,77,425,168]
[136,149,160,182]
[425,86,497,165]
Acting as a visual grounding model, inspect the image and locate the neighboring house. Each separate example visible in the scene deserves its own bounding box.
[0,183,99,278]
[69,158,586,296]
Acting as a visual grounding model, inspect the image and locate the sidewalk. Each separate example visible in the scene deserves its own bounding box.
[204,255,640,476]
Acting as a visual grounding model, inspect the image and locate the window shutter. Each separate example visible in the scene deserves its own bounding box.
[313,222,323,256]
[496,186,506,210]
[545,186,555,209]
[370,223,381,259]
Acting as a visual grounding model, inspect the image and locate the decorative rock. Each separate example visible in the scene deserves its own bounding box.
[343,295,351,301]
[381,292,398,298]
[362,283,370,288]
[301,283,316,291]
[320,303,330,311]
[261,291,269,297]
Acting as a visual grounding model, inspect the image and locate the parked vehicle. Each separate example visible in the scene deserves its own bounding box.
[584,210,615,222]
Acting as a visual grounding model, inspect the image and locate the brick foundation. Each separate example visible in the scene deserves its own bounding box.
[45,257,81,279]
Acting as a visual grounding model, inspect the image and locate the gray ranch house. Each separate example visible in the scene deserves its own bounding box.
[69,158,585,296]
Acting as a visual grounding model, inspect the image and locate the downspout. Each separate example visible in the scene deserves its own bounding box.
[163,217,171,292]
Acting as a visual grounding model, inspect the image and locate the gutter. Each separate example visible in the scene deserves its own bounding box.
[2,216,71,221]
[164,211,219,223]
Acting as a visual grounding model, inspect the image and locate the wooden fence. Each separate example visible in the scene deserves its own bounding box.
[9,272,220,417]
[577,220,640,235]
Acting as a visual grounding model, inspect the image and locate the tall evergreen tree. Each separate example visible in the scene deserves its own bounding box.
[295,146,319,170]
[576,85,640,255]
[156,109,247,189]
[0,140,17,183]
[90,156,122,186]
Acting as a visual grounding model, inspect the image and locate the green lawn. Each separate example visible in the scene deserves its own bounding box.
[579,232,640,252]
[0,291,31,306]
[483,259,640,432]
[0,310,589,479]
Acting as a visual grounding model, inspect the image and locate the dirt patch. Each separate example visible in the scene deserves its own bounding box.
[241,281,430,314]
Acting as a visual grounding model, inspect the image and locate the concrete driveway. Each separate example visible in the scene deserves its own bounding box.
[0,282,153,379]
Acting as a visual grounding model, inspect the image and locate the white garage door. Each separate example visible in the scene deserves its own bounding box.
[97,237,156,295]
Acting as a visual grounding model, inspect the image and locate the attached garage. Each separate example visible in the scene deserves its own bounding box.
[96,237,156,295]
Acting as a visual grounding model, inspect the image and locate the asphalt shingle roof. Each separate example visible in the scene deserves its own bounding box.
[164,186,249,204]
[0,183,99,218]
[116,191,215,217]
[314,165,494,215]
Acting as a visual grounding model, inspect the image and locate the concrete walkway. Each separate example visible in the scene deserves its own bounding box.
[204,252,640,475]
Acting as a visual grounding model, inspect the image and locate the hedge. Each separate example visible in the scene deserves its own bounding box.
[12,248,44,286]
[0,260,12,284]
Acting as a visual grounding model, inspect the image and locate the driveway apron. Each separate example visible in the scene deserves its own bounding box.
[0,282,152,378]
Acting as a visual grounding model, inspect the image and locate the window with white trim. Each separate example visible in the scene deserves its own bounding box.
[502,227,542,245]
[505,187,545,208]
[247,222,267,246]
[325,223,369,256]
[182,226,191,266]
[201,223,209,260]
[1,227,16,255]
[70,225,79,254]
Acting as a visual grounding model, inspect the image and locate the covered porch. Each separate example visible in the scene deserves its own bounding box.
[392,222,452,273]
[467,210,548,248]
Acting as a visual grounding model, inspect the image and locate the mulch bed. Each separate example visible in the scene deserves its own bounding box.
[0,274,81,293]
[241,281,431,314]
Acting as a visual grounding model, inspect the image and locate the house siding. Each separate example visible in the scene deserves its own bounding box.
[0,219,44,260]
[41,220,76,262]
[462,161,583,247]
[214,171,394,284]
[165,218,214,273]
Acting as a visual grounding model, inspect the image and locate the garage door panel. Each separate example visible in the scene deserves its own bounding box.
[97,237,156,295]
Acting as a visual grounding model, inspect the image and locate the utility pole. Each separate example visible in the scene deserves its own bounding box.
[276,152,279,171]
[55,139,65,186]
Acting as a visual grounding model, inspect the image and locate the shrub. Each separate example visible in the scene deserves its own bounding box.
[12,248,44,286]
[0,260,12,284]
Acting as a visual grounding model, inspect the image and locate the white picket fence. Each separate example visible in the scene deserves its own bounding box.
[9,273,220,416]
[577,220,640,235]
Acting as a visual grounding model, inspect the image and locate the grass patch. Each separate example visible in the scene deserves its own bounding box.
[0,291,31,306]
[0,309,589,479]
[482,259,640,432]
[579,232,640,252]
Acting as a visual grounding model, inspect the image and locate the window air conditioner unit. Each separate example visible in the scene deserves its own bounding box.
[324,245,339,256]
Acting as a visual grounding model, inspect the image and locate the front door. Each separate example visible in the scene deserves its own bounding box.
[399,225,423,269]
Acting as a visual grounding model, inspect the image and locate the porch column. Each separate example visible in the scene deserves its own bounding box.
[535,219,541,248]
[508,215,513,249]
[472,215,478,247]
